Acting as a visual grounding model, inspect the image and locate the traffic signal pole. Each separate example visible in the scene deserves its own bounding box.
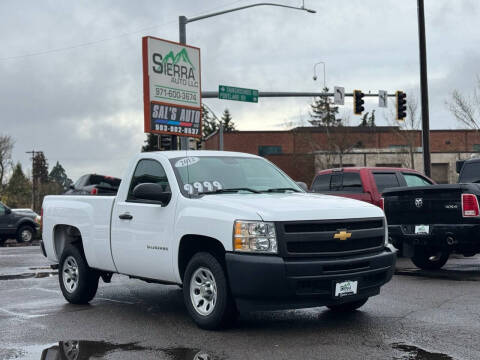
[417,0,431,177]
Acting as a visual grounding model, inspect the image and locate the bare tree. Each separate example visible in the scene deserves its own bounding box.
[447,76,480,129]
[0,135,14,191]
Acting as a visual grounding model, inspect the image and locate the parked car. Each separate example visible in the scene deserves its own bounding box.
[383,158,480,270]
[310,167,434,209]
[42,151,396,329]
[0,202,40,245]
[65,174,121,195]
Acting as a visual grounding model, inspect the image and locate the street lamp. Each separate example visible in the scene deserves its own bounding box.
[313,61,326,89]
[177,1,316,149]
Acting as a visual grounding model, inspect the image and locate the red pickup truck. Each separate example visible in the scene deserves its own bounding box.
[310,167,434,209]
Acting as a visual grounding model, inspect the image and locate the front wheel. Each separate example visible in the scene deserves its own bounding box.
[327,298,369,312]
[411,248,449,270]
[183,252,237,330]
[59,245,99,304]
[17,225,34,243]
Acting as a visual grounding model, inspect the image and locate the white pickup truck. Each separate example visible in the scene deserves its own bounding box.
[41,151,396,329]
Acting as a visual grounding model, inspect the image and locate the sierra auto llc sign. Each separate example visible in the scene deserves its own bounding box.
[142,36,202,138]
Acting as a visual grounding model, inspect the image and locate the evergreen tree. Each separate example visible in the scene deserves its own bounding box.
[358,110,376,127]
[32,152,49,212]
[3,163,31,208]
[49,161,73,190]
[142,133,159,152]
[309,87,341,127]
[359,112,369,127]
[368,109,376,127]
[33,152,49,184]
[221,109,236,132]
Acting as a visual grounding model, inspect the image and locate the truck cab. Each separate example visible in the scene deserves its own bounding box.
[42,151,396,329]
[311,167,434,209]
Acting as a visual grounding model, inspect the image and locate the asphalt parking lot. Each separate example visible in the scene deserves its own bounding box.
[1,246,480,360]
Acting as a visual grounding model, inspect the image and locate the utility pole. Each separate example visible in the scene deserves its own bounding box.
[26,150,40,210]
[417,0,431,177]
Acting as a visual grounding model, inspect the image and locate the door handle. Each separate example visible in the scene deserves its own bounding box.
[119,213,133,220]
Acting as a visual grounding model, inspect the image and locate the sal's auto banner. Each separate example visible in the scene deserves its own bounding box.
[142,36,202,138]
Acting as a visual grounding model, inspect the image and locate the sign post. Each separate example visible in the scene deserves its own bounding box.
[218,85,258,103]
[142,36,202,140]
[334,86,345,105]
[379,90,388,108]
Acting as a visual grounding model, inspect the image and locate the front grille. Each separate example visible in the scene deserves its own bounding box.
[284,220,383,233]
[277,218,385,258]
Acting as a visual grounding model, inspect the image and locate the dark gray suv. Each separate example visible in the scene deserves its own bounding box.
[0,202,40,245]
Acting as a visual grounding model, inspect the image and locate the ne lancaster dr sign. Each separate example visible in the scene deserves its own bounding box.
[142,36,202,138]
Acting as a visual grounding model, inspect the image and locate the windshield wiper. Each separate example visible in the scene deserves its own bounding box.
[201,187,260,195]
[260,187,301,193]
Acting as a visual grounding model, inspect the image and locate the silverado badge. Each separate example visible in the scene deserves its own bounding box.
[334,230,352,241]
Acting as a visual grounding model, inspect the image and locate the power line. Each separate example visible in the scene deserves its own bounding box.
[0,0,250,61]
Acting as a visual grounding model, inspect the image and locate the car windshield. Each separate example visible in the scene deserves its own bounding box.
[170,156,302,196]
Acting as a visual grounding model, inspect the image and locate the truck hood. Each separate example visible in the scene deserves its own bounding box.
[199,193,384,221]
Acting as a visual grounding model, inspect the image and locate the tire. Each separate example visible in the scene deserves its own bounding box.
[0,237,5,246]
[16,225,34,243]
[411,248,449,270]
[59,245,99,304]
[327,298,369,312]
[183,252,237,330]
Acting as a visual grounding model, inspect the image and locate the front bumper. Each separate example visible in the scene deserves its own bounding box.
[225,248,396,311]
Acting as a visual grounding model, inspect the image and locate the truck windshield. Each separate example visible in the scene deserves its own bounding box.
[170,156,303,196]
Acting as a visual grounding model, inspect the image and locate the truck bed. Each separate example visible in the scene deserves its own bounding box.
[42,195,117,272]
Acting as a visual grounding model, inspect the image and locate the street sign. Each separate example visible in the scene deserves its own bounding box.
[334,86,345,105]
[142,36,202,138]
[219,85,258,103]
[379,90,388,108]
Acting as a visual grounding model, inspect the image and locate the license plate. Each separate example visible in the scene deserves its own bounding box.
[414,225,429,234]
[334,280,358,297]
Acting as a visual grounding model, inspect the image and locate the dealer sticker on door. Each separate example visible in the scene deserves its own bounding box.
[335,280,358,297]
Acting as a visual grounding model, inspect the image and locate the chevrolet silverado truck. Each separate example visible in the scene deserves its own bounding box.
[42,151,396,329]
[384,158,480,270]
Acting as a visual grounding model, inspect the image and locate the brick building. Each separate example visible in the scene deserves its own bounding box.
[204,127,480,185]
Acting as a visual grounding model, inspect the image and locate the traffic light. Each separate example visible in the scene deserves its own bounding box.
[159,135,172,150]
[353,90,365,115]
[396,91,407,121]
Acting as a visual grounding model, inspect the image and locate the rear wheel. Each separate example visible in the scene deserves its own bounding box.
[17,225,34,243]
[411,248,449,270]
[59,245,99,304]
[183,252,237,330]
[327,298,368,312]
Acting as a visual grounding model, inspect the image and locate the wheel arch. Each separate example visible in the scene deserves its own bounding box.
[52,224,85,262]
[177,234,226,282]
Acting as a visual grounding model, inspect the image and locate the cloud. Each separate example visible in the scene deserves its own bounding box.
[0,0,479,180]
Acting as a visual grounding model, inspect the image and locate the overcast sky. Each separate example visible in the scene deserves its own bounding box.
[1,0,479,180]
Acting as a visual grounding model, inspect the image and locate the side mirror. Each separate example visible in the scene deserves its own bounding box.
[5,207,11,215]
[296,181,308,192]
[132,183,171,205]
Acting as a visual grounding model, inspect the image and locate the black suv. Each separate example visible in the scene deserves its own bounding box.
[0,202,40,245]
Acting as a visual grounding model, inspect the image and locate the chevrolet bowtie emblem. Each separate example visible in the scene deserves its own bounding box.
[334,230,351,241]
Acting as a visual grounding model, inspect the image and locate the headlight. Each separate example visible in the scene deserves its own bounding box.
[233,220,278,254]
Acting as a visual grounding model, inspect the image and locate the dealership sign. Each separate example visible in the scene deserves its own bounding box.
[142,36,202,137]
